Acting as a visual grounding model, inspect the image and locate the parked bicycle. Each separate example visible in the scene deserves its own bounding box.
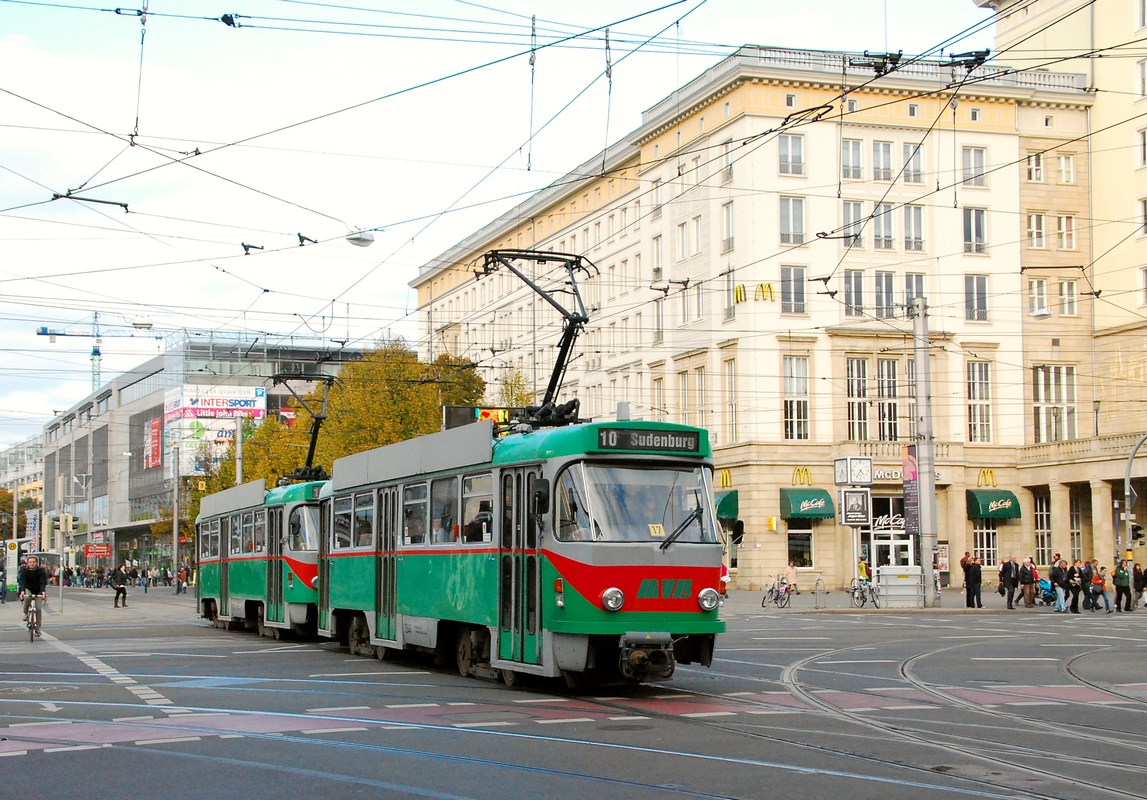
[762,576,791,609]
[848,578,879,609]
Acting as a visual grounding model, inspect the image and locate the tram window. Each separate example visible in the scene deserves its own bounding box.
[354,492,374,548]
[525,474,537,550]
[333,496,353,550]
[555,466,592,542]
[403,483,428,545]
[241,512,254,553]
[525,557,537,634]
[462,473,493,544]
[230,515,242,555]
[501,474,514,550]
[289,506,319,551]
[254,510,266,553]
[210,520,220,559]
[199,526,209,560]
[430,477,458,544]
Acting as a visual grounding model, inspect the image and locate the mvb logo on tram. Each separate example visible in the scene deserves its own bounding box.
[636,578,694,599]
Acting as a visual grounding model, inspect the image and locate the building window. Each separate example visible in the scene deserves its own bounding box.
[678,371,690,425]
[1026,153,1044,182]
[653,377,665,421]
[965,274,988,320]
[722,139,734,183]
[904,204,924,251]
[691,216,702,255]
[724,270,736,321]
[1033,365,1077,442]
[962,147,986,186]
[1029,278,1049,314]
[780,197,805,244]
[677,222,689,261]
[905,272,925,306]
[973,519,998,567]
[874,271,895,318]
[783,355,809,441]
[873,141,893,181]
[903,143,923,183]
[724,359,738,443]
[679,284,691,325]
[652,179,663,218]
[906,358,917,440]
[1034,494,1052,568]
[782,265,806,313]
[842,201,863,247]
[1057,214,1076,249]
[722,202,734,252]
[908,103,919,118]
[695,366,707,430]
[844,270,864,316]
[652,235,662,279]
[787,519,813,568]
[963,207,987,253]
[1027,213,1046,248]
[1141,267,1147,305]
[970,107,982,122]
[786,93,797,108]
[1139,59,1147,98]
[847,358,868,441]
[1059,280,1078,316]
[877,358,899,441]
[841,139,862,179]
[846,98,859,113]
[779,134,804,175]
[653,298,664,344]
[693,282,704,321]
[968,361,992,443]
[1069,494,1083,562]
[1058,153,1075,183]
[873,203,893,249]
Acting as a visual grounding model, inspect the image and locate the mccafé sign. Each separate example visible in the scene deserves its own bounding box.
[987,497,1013,513]
[800,497,827,513]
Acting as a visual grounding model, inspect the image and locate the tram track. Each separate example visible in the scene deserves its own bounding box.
[1063,649,1147,708]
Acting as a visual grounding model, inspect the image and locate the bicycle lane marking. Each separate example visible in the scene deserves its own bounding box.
[40,632,187,714]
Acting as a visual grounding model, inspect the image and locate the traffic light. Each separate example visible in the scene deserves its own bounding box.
[62,513,73,533]
[42,516,54,551]
[1132,524,1145,543]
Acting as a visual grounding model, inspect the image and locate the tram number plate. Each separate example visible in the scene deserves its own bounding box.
[597,428,700,453]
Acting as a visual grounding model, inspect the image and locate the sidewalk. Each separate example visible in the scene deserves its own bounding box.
[0,584,197,629]
[720,584,1074,615]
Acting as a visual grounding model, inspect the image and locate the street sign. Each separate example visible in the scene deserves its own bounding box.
[84,543,112,558]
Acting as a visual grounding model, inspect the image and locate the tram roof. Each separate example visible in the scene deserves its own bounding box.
[265,481,326,506]
[492,420,713,463]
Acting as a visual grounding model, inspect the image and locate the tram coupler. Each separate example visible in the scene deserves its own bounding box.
[619,632,675,681]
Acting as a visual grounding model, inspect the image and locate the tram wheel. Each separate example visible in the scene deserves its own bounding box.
[500,668,517,687]
[456,628,473,677]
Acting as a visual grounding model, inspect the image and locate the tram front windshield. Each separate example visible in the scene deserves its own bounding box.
[555,462,718,544]
[288,504,320,551]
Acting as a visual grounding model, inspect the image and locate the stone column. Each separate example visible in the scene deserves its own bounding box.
[1089,479,1114,566]
[1049,482,1071,565]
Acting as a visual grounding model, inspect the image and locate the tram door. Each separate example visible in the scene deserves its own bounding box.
[375,486,399,641]
[266,508,284,624]
[498,467,542,665]
[317,499,332,633]
[218,517,230,617]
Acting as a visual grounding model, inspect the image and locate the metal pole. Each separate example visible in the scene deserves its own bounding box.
[911,297,938,607]
[172,443,179,595]
[1122,432,1147,562]
[235,415,243,486]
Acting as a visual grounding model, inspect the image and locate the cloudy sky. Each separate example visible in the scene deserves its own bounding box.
[0,0,996,445]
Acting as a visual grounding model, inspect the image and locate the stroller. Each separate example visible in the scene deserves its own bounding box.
[1036,578,1057,606]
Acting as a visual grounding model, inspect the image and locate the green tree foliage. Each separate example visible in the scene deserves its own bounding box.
[494,366,535,408]
[188,338,485,516]
[0,489,37,538]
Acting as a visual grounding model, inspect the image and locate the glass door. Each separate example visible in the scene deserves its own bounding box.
[375,486,399,642]
[497,467,542,665]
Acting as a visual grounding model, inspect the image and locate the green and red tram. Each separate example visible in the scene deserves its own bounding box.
[196,479,322,636]
[317,418,724,685]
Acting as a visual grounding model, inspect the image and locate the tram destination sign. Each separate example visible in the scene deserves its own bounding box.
[596,428,701,454]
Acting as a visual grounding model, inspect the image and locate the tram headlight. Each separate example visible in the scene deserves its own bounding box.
[601,587,625,612]
[697,587,720,612]
[311,576,319,590]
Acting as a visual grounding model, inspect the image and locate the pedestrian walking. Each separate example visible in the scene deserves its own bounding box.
[1000,556,1020,610]
[1134,562,1145,609]
[1050,559,1069,613]
[1113,560,1133,612]
[1091,565,1112,613]
[783,561,799,595]
[111,564,129,608]
[965,557,983,609]
[1067,559,1083,614]
[1019,556,1037,608]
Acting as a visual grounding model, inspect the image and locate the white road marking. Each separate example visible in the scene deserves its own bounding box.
[0,751,28,757]
[135,736,202,745]
[44,745,103,753]
[815,660,896,664]
[971,658,1059,661]
[385,703,439,708]
[308,671,428,677]
[306,706,371,713]
[513,698,569,704]
[7,720,73,727]
[300,727,369,734]
[681,711,737,718]
[534,718,596,724]
[113,716,155,722]
[608,716,649,720]
[752,637,832,640]
[452,721,516,728]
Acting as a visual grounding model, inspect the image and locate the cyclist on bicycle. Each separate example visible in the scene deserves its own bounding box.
[18,555,49,637]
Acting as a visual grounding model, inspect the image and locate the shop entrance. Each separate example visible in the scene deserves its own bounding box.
[863,496,915,569]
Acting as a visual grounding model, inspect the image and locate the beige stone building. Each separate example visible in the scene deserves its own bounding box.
[413,44,1118,590]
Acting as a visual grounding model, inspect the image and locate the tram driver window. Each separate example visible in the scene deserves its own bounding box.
[462,473,493,543]
[404,483,428,545]
[333,496,353,549]
[787,519,813,568]
[253,511,266,553]
[556,466,593,542]
[288,508,308,551]
[354,492,374,548]
[431,477,459,544]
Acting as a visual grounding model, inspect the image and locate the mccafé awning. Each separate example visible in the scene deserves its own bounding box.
[714,490,739,520]
[966,489,1022,519]
[779,488,835,519]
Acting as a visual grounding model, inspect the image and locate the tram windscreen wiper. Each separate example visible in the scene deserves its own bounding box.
[659,491,703,551]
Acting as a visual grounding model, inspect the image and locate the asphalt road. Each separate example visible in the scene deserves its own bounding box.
[1,587,1144,800]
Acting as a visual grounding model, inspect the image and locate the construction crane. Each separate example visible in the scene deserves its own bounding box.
[36,312,164,392]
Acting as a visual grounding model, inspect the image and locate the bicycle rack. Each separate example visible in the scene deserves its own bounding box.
[814,578,828,609]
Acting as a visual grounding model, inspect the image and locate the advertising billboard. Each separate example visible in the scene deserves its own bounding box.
[164,385,266,477]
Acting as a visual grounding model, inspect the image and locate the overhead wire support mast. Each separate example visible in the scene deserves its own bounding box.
[479,249,593,428]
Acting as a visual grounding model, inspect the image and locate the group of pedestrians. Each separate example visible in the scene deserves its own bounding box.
[960,551,1144,613]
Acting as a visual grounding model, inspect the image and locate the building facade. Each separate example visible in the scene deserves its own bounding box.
[412,44,1121,590]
